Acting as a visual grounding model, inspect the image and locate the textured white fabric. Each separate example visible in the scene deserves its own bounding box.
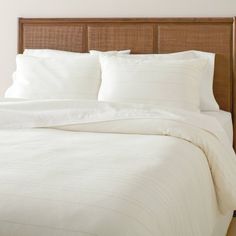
[5,49,131,99]
[202,110,233,144]
[22,50,218,111]
[0,129,225,236]
[151,51,218,111]
[98,51,217,111]
[1,99,236,208]
[24,49,131,57]
[0,99,235,236]
[89,49,131,55]
[98,56,207,111]
[5,54,101,99]
[23,49,87,57]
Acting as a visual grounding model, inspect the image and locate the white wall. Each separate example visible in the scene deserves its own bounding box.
[0,0,235,96]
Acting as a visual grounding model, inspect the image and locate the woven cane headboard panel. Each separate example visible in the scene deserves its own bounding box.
[18,18,236,149]
[21,24,85,52]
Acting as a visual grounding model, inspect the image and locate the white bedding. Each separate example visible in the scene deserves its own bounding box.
[202,110,233,144]
[0,99,235,236]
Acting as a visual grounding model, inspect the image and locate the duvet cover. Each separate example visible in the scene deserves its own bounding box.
[0,99,235,236]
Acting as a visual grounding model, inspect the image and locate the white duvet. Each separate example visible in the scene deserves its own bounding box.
[0,99,235,236]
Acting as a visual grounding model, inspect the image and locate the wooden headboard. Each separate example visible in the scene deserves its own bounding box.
[18,17,236,149]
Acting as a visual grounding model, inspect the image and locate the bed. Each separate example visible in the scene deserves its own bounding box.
[0,17,235,236]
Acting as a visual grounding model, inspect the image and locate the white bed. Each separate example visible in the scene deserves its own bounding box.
[2,17,236,236]
[0,99,235,236]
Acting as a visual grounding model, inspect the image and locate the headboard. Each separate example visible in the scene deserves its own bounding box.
[18,17,236,149]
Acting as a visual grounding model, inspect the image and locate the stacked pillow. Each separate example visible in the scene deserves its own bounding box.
[5,49,219,112]
[5,49,130,100]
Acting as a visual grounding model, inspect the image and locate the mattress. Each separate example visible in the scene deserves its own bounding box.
[0,99,235,236]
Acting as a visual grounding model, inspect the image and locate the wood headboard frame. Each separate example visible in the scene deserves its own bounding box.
[18,17,236,150]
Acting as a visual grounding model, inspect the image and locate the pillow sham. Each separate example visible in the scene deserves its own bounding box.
[5,54,101,99]
[110,51,217,111]
[98,55,208,112]
[154,51,218,111]
[24,49,130,57]
[23,49,85,57]
[89,50,131,55]
[6,49,130,100]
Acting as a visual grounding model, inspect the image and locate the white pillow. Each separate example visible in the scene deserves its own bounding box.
[24,49,131,57]
[5,54,101,99]
[98,55,208,112]
[12,49,130,100]
[154,51,218,111]
[89,50,131,55]
[23,49,86,57]
[109,51,217,111]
